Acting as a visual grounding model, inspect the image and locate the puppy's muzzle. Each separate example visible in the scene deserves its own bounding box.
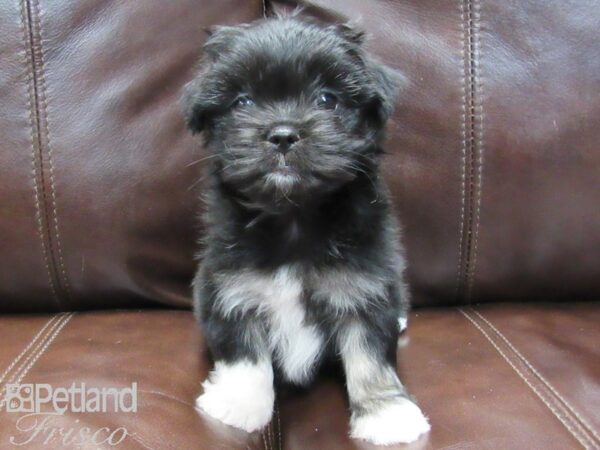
[267,124,300,155]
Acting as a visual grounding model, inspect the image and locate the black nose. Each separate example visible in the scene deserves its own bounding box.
[267,125,300,154]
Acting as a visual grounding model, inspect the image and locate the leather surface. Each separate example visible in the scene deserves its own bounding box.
[279,303,600,450]
[0,311,277,450]
[0,0,264,312]
[0,305,597,449]
[1,0,599,310]
[271,0,600,307]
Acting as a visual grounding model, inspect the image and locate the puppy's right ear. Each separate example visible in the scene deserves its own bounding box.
[182,25,247,133]
[203,25,246,60]
[182,77,209,134]
[333,22,366,46]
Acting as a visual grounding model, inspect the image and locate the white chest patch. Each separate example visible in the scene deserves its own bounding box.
[214,266,323,384]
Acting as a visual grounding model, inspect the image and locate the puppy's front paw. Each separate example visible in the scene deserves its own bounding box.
[196,360,274,433]
[398,316,408,333]
[350,397,430,445]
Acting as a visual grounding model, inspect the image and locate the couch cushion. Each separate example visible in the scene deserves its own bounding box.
[0,310,277,450]
[1,305,597,449]
[278,302,600,449]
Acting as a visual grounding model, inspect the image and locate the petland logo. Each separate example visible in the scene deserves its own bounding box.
[5,383,138,414]
[4,383,137,447]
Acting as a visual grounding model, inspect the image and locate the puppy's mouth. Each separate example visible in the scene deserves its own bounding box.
[274,154,295,172]
[264,155,301,191]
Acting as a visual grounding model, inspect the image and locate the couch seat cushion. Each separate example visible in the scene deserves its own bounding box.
[0,304,597,449]
[279,303,600,449]
[0,310,276,449]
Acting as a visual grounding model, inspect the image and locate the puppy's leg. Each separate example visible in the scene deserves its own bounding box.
[194,282,274,432]
[338,318,430,445]
[396,280,410,333]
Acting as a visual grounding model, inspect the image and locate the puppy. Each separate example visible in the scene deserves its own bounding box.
[183,16,430,445]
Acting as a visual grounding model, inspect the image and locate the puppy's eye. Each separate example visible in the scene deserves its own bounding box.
[232,95,255,108]
[317,92,338,110]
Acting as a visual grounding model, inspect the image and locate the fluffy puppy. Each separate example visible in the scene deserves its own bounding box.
[183,16,430,445]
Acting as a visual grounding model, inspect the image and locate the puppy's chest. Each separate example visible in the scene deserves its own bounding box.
[242,266,320,383]
[217,265,386,382]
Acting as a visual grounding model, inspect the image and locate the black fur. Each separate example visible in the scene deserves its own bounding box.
[184,17,422,437]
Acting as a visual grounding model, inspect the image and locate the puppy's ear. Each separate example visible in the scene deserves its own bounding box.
[203,25,246,60]
[182,78,208,134]
[333,22,366,46]
[182,25,245,134]
[331,22,407,123]
[366,60,408,124]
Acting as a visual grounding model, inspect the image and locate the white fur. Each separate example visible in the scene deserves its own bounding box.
[338,321,384,383]
[265,171,300,190]
[339,322,404,402]
[266,267,323,383]
[351,397,431,445]
[196,359,274,432]
[311,269,387,313]
[214,266,323,383]
[339,321,430,445]
[398,317,408,332]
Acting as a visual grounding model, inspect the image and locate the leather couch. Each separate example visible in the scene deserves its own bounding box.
[0,0,598,448]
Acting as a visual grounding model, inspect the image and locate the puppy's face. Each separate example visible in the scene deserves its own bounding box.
[184,18,403,207]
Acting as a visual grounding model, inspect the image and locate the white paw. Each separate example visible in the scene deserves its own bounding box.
[398,317,408,333]
[196,360,274,433]
[350,397,430,445]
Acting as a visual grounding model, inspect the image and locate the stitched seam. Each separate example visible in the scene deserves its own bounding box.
[128,435,158,450]
[32,0,72,304]
[20,0,62,309]
[0,315,59,385]
[0,313,72,410]
[473,309,600,444]
[269,416,275,450]
[262,427,271,450]
[28,0,64,306]
[276,402,282,450]
[0,314,74,411]
[463,0,477,301]
[455,0,468,299]
[460,309,596,450]
[1,314,68,388]
[5,314,74,405]
[456,0,484,302]
[261,430,267,450]
[466,0,484,299]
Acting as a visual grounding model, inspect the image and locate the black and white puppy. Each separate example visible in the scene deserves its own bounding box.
[183,16,430,445]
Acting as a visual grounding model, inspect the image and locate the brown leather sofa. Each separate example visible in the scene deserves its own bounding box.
[1,0,598,448]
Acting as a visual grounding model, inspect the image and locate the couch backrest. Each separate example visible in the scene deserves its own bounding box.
[1,0,598,312]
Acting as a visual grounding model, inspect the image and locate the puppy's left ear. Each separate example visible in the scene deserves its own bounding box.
[365,60,408,124]
[333,22,407,124]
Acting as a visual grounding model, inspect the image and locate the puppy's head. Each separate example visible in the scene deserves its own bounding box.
[183,18,404,208]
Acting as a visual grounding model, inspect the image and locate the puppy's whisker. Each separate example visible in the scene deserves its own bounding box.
[188,175,209,191]
[188,161,242,191]
[344,164,381,203]
[185,154,219,167]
